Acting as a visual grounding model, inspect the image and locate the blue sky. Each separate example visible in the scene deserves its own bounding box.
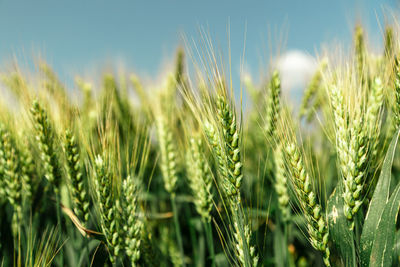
[0,0,397,90]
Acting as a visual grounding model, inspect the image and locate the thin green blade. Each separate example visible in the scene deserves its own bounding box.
[369,180,400,267]
[273,223,288,267]
[327,180,356,266]
[360,129,400,267]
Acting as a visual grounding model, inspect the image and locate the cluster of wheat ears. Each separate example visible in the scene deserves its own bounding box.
[1,22,400,267]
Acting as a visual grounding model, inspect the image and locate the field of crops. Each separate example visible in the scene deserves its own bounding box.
[1,21,400,267]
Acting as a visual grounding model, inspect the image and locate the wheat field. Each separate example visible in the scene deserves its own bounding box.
[1,20,400,267]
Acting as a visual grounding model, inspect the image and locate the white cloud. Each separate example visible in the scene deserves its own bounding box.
[276,50,316,102]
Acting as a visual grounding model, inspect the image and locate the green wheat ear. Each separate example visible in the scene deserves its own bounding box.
[63,130,90,225]
[284,143,330,267]
[365,77,383,167]
[122,175,143,266]
[19,138,35,204]
[274,143,290,221]
[299,59,327,121]
[329,83,366,227]
[216,95,243,200]
[354,25,367,84]
[30,99,62,194]
[155,113,178,195]
[204,120,228,187]
[93,155,122,263]
[211,93,258,267]
[384,26,394,60]
[175,47,186,87]
[0,133,6,202]
[0,124,23,237]
[265,70,281,139]
[186,136,213,222]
